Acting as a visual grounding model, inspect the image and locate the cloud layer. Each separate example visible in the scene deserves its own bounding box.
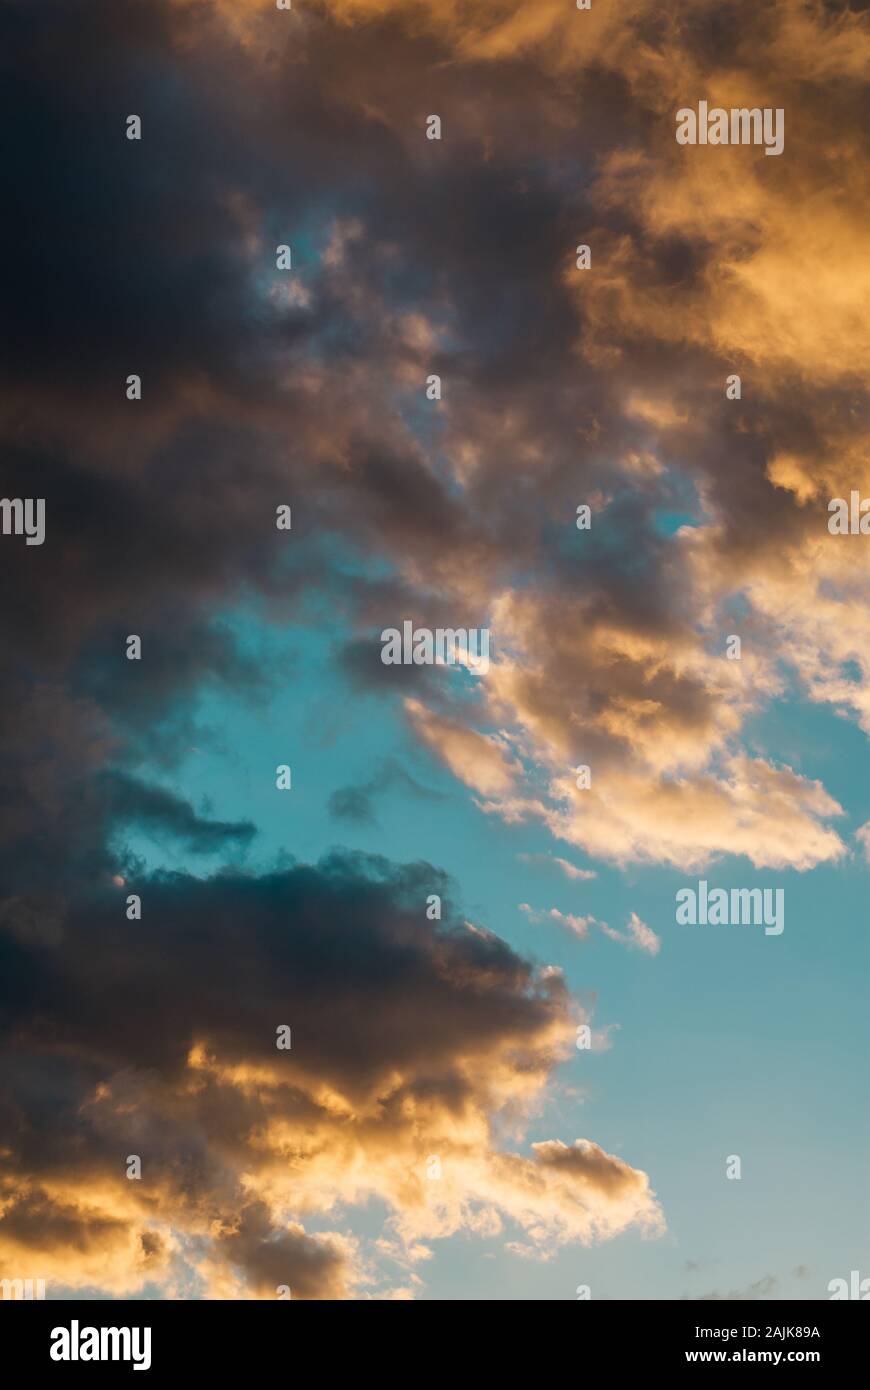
[1,0,867,1294]
[0,854,661,1296]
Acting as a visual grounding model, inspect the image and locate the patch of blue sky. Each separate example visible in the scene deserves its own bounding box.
[653,509,698,536]
[112,593,870,1301]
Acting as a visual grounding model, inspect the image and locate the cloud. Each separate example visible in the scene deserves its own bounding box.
[543,760,845,872]
[1,0,866,1301]
[327,784,378,825]
[3,0,864,891]
[854,821,870,863]
[520,903,597,942]
[522,904,660,955]
[625,911,660,955]
[201,1203,354,1301]
[482,759,846,873]
[518,853,596,881]
[101,772,256,854]
[405,699,523,797]
[0,852,662,1295]
[327,757,444,825]
[600,911,661,956]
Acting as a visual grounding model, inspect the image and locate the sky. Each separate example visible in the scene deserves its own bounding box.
[0,0,868,1301]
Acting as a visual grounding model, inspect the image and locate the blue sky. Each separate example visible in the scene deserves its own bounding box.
[4,0,867,1304]
[114,602,870,1300]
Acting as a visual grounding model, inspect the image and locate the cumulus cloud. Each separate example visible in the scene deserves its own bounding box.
[539,759,846,872]
[405,699,523,797]
[4,0,864,886]
[0,853,662,1295]
[1,0,866,1298]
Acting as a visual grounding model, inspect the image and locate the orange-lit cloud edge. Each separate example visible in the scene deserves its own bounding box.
[2,0,867,1297]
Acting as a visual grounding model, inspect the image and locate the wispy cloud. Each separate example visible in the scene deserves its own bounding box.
[522,905,661,956]
[518,853,597,881]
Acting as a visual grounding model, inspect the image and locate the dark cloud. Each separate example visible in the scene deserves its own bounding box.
[1,0,865,1293]
[1,852,562,1085]
[328,756,444,824]
[328,784,377,825]
[0,851,630,1296]
[100,771,256,854]
[215,1201,350,1301]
